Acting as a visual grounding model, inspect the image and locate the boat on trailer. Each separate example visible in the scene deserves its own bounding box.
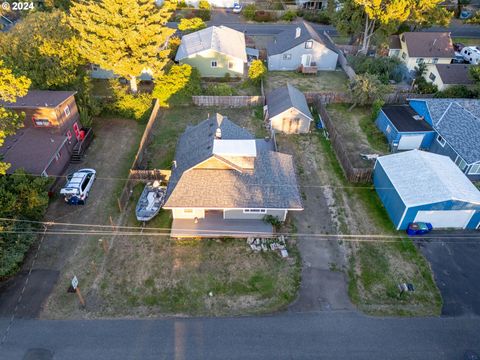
[135,181,167,222]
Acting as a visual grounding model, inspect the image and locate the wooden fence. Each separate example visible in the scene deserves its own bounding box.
[315,98,373,183]
[305,91,434,105]
[192,96,265,107]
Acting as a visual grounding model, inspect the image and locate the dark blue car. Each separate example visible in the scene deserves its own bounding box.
[406,222,433,236]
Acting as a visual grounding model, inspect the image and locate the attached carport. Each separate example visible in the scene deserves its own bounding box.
[374,150,480,230]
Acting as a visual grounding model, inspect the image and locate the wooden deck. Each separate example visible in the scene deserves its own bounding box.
[170,212,273,238]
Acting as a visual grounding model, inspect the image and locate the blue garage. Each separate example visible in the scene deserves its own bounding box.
[375,105,435,151]
[374,150,480,230]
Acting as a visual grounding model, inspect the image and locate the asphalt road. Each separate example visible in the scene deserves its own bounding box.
[1,312,479,360]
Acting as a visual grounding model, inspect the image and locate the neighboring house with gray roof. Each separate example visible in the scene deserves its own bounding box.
[265,84,313,134]
[425,64,474,91]
[175,26,247,77]
[266,22,338,71]
[163,113,303,237]
[409,98,480,180]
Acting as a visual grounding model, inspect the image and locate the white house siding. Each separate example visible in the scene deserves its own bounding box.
[268,41,338,71]
[223,209,288,220]
[270,108,312,134]
[172,208,205,219]
[186,0,235,7]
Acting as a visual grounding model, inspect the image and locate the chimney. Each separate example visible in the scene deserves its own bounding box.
[295,27,301,39]
[215,127,222,139]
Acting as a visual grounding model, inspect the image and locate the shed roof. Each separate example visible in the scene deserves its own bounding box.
[266,84,313,120]
[421,99,480,164]
[381,105,432,132]
[389,35,401,50]
[434,64,474,85]
[376,150,480,208]
[175,26,247,62]
[0,90,76,108]
[266,21,336,55]
[401,32,454,58]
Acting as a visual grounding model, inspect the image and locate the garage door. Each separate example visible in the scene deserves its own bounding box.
[414,210,475,229]
[398,134,425,150]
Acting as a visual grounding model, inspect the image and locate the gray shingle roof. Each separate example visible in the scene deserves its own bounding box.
[175,26,247,62]
[435,64,474,85]
[0,90,76,108]
[266,84,313,120]
[266,21,336,56]
[401,32,454,58]
[423,99,480,164]
[164,113,302,210]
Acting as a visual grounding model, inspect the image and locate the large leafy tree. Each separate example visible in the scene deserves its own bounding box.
[0,61,31,175]
[69,0,176,93]
[0,10,83,89]
[348,73,386,109]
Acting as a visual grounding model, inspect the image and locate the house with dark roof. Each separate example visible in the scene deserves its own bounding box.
[408,98,480,180]
[425,64,474,91]
[390,32,455,73]
[0,90,91,177]
[163,113,303,237]
[175,26,247,77]
[375,105,435,151]
[265,84,313,134]
[266,22,338,71]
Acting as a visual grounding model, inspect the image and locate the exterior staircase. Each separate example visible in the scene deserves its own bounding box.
[70,127,94,164]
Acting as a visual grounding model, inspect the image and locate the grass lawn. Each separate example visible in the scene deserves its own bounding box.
[265,70,349,93]
[146,105,267,169]
[452,37,480,46]
[315,132,441,316]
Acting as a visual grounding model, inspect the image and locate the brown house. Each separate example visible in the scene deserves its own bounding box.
[0,90,90,177]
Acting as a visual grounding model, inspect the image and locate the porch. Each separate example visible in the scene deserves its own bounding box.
[170,211,274,238]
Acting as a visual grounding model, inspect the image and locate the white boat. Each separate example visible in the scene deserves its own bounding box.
[135,181,167,222]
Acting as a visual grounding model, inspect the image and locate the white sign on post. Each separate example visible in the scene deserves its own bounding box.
[71,276,79,290]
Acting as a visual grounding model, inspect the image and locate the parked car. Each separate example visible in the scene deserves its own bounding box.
[232,3,242,13]
[406,222,433,236]
[60,168,96,205]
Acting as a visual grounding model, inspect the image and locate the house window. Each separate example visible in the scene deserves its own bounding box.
[432,58,439,64]
[283,54,292,60]
[468,164,480,175]
[211,60,218,68]
[243,209,267,214]
[64,106,71,117]
[32,118,51,127]
[228,61,234,69]
[386,125,392,134]
[401,52,406,60]
[429,72,436,81]
[455,155,467,172]
[436,134,446,147]
[416,58,424,64]
[67,130,72,140]
[305,41,313,49]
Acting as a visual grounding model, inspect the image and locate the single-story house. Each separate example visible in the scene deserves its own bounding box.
[0,90,89,177]
[425,64,474,91]
[374,150,480,230]
[266,21,338,71]
[389,32,454,73]
[175,26,247,77]
[163,113,303,237]
[375,105,435,151]
[265,84,313,134]
[409,98,480,181]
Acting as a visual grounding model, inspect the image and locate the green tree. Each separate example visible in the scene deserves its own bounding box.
[248,60,267,85]
[243,4,256,20]
[153,64,201,106]
[198,0,211,9]
[348,73,386,109]
[0,11,82,89]
[409,0,452,29]
[69,0,176,93]
[178,17,206,33]
[0,61,31,175]
[469,65,480,84]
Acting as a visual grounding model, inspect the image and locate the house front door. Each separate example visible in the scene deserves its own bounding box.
[301,54,312,67]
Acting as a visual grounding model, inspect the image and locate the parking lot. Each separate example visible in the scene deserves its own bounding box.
[416,233,480,316]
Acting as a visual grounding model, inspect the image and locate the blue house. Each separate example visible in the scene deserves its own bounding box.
[409,99,480,181]
[375,105,435,151]
[374,150,480,230]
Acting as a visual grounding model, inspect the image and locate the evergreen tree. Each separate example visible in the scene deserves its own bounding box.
[69,0,176,93]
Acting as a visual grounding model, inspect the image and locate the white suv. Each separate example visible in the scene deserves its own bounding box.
[60,168,96,205]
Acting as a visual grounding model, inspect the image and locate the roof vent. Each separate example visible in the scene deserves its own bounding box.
[295,27,301,39]
[215,127,222,139]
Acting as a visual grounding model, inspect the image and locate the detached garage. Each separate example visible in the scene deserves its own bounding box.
[374,150,480,230]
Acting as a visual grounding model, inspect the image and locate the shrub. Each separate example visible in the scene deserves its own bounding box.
[254,10,277,22]
[203,83,238,96]
[435,85,478,98]
[298,10,331,24]
[103,80,153,121]
[153,64,202,106]
[178,17,206,33]
[243,4,256,20]
[248,59,267,84]
[348,55,404,84]
[198,0,210,9]
[177,0,187,8]
[223,72,231,82]
[263,215,282,227]
[281,10,297,21]
[196,8,211,20]
[349,73,386,108]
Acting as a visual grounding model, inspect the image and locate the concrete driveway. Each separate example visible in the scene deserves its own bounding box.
[416,232,480,317]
